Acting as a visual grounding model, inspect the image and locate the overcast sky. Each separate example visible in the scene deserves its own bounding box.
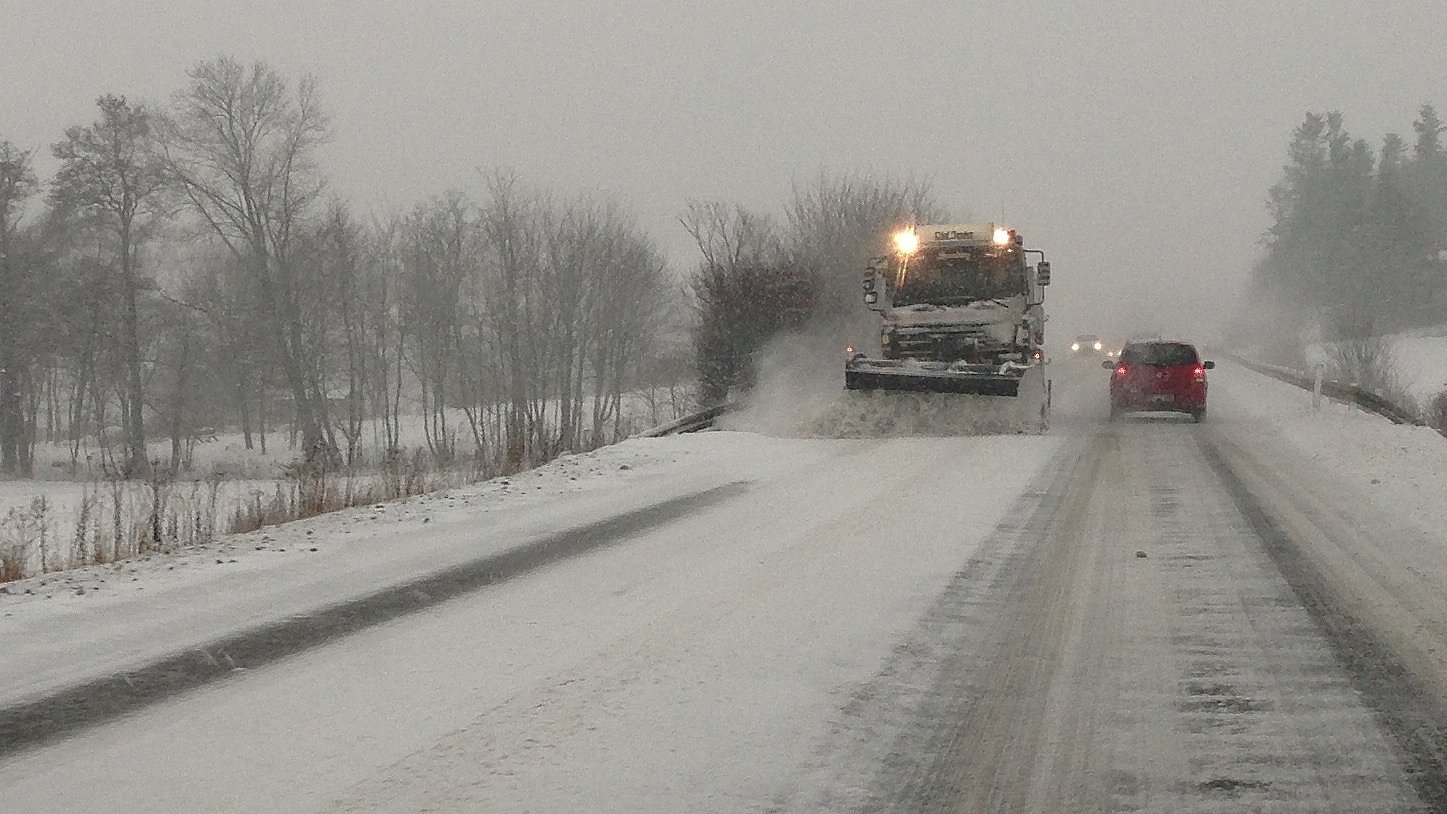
[4,0,1445,343]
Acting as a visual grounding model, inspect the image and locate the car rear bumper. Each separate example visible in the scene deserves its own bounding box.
[1110,388,1206,412]
[1111,401,1204,414]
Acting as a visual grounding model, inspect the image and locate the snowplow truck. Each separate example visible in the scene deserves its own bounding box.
[845,223,1052,398]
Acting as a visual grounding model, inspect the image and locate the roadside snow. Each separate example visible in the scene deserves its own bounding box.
[1205,360,1447,626]
[1301,328,1447,407]
[1209,361,1447,524]
[0,432,841,708]
[1392,331,1447,406]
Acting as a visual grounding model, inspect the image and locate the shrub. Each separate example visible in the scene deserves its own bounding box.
[1326,335,1420,418]
[1427,390,1447,436]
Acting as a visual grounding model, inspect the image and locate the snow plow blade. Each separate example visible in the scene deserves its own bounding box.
[844,360,1024,396]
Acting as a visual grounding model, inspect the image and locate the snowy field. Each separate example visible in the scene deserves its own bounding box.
[0,393,690,579]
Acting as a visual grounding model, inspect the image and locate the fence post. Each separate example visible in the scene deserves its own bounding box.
[1311,364,1324,411]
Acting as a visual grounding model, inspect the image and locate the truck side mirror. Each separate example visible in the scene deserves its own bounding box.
[1203,360,1215,369]
[863,269,888,311]
[1036,261,1052,286]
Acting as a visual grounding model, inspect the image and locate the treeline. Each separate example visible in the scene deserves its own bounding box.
[1250,105,1447,342]
[0,57,679,479]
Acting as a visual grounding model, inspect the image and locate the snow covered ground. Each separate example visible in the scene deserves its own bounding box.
[2,359,1446,810]
[1391,330,1447,406]
[1300,327,1447,408]
[0,431,804,708]
[1,421,1064,811]
[1207,359,1447,533]
[0,393,693,579]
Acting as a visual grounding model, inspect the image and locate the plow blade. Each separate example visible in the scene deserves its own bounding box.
[844,366,1023,396]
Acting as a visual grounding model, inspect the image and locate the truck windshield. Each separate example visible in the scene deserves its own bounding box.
[892,249,1025,306]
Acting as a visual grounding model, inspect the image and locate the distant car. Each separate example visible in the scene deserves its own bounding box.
[1104,340,1214,422]
[1070,334,1104,355]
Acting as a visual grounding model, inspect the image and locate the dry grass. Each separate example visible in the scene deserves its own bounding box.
[0,474,224,585]
[1326,335,1421,418]
[0,434,612,585]
[0,546,24,582]
[226,448,487,535]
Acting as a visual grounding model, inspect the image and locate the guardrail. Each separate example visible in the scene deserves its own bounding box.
[637,403,737,437]
[1222,352,1423,426]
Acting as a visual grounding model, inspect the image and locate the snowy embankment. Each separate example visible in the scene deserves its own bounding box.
[1206,359,1447,569]
[0,433,787,709]
[1298,327,1447,408]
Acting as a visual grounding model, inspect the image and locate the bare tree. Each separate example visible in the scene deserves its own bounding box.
[479,173,546,470]
[786,171,943,333]
[51,95,170,476]
[587,229,668,442]
[0,142,41,476]
[399,193,474,460]
[161,57,333,458]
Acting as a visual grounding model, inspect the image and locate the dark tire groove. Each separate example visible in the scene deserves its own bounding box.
[770,439,1091,812]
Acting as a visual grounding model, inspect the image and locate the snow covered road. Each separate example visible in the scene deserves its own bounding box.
[4,359,1447,811]
[0,429,1063,812]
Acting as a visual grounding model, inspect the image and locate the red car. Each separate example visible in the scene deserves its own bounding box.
[1104,341,1214,422]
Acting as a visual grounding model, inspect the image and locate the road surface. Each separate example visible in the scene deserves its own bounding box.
[2,360,1445,812]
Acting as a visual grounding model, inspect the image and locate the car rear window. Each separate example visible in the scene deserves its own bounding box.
[1120,342,1198,366]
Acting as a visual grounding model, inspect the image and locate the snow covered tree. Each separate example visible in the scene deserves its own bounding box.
[1250,105,1447,353]
[1413,104,1444,159]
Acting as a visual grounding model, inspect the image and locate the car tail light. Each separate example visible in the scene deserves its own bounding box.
[1113,365,1128,378]
[1192,364,1205,382]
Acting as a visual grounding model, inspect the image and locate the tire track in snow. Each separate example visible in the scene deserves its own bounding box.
[783,417,1426,812]
[770,435,1095,812]
[1203,433,1447,811]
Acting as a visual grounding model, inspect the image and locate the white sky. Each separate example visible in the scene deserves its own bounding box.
[4,0,1445,341]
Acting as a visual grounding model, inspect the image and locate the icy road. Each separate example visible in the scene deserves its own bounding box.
[4,361,1447,812]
